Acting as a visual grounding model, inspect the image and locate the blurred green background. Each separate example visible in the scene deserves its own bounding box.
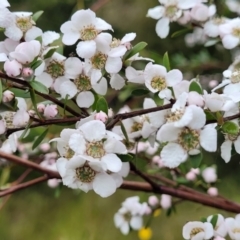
[1,0,240,239]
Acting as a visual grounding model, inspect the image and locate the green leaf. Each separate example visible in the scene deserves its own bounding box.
[32,10,44,22]
[35,36,42,44]
[176,177,189,184]
[96,97,108,114]
[189,81,203,94]
[0,80,2,104]
[9,88,30,98]
[117,154,133,162]
[124,42,148,60]
[29,81,49,94]
[0,166,10,187]
[30,60,43,70]
[43,47,57,59]
[205,110,216,121]
[19,120,32,140]
[204,39,220,47]
[30,89,42,119]
[171,28,192,38]
[32,128,49,150]
[210,215,218,228]
[189,152,203,168]
[201,217,207,223]
[131,88,149,96]
[222,121,239,135]
[162,52,170,71]
[120,121,129,143]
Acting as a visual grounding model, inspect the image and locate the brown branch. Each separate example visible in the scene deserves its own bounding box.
[121,181,240,213]
[6,116,81,135]
[0,73,82,117]
[0,175,49,197]
[0,151,60,178]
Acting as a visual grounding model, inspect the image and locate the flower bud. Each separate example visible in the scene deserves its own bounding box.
[21,67,34,80]
[186,171,196,181]
[187,91,204,107]
[4,59,22,77]
[43,105,58,119]
[148,195,159,207]
[94,111,108,122]
[2,90,14,103]
[207,187,218,196]
[160,194,172,209]
[202,167,217,183]
[47,179,60,188]
[40,143,50,152]
[37,103,45,113]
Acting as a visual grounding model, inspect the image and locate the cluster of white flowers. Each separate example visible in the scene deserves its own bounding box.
[114,196,151,235]
[183,214,240,240]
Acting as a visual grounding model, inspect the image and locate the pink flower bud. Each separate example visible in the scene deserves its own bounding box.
[94,111,108,122]
[187,91,204,107]
[186,171,196,181]
[43,105,58,119]
[37,103,45,113]
[202,167,217,183]
[207,187,218,196]
[21,67,34,80]
[40,143,50,152]
[209,80,218,88]
[148,195,159,207]
[190,168,200,175]
[160,194,172,209]
[47,179,60,188]
[2,90,14,102]
[152,155,161,163]
[4,59,22,77]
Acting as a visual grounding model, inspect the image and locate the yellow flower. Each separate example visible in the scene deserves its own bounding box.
[138,227,152,240]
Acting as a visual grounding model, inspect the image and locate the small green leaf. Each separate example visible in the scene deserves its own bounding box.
[43,47,57,59]
[171,28,192,38]
[0,80,2,104]
[120,121,129,143]
[166,208,172,217]
[9,88,30,98]
[222,121,239,135]
[30,81,49,94]
[176,177,189,184]
[131,88,149,96]
[96,97,108,114]
[0,166,10,187]
[124,42,148,60]
[201,217,207,223]
[32,128,49,150]
[210,215,218,228]
[117,154,133,162]
[162,52,170,71]
[204,39,220,47]
[30,89,42,119]
[32,10,44,22]
[189,152,203,168]
[189,81,203,94]
[35,36,42,44]
[30,60,43,70]
[205,110,216,121]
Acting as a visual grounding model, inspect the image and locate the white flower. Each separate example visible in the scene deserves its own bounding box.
[4,12,42,41]
[36,52,82,88]
[182,221,214,240]
[207,214,227,237]
[226,0,240,14]
[144,62,183,99]
[0,0,10,8]
[60,9,112,59]
[219,18,240,49]
[10,40,41,64]
[114,196,146,235]
[204,17,228,38]
[202,167,217,183]
[190,3,216,22]
[156,123,217,168]
[147,0,198,38]
[68,120,127,173]
[54,62,107,108]
[57,156,117,197]
[225,214,240,240]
